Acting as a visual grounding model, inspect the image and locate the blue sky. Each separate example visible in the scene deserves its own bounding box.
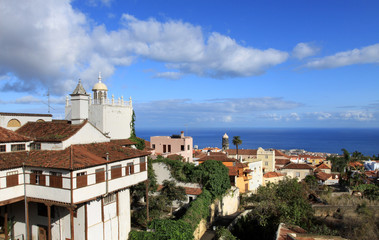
[0,0,379,129]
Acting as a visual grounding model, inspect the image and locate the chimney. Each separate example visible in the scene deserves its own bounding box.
[181,131,184,138]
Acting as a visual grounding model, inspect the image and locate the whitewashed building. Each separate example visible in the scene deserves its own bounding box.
[0,75,148,240]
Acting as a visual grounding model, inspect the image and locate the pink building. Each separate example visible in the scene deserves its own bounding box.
[150,131,193,163]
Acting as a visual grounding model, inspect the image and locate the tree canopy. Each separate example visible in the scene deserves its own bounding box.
[232,136,242,155]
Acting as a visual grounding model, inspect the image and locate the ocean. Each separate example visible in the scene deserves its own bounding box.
[136,127,379,156]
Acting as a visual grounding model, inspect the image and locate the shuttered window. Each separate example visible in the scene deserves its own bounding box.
[140,158,146,172]
[111,165,122,179]
[6,171,18,187]
[96,168,105,183]
[30,170,45,186]
[50,172,62,188]
[76,172,87,188]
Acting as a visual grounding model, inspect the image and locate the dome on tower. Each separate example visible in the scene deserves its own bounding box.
[92,72,108,91]
[223,133,229,138]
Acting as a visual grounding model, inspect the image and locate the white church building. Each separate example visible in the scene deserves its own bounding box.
[0,75,148,240]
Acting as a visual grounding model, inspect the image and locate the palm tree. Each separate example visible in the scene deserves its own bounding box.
[232,136,242,158]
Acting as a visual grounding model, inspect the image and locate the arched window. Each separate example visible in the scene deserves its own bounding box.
[36,119,45,122]
[7,119,21,127]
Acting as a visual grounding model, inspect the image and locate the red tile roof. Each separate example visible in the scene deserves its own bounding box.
[16,120,88,142]
[275,159,290,165]
[316,163,331,170]
[348,161,364,168]
[0,126,31,143]
[198,155,236,162]
[282,163,315,170]
[156,185,202,195]
[111,139,136,146]
[227,166,238,176]
[226,149,257,155]
[274,150,291,158]
[264,172,284,178]
[0,142,149,170]
[315,172,331,181]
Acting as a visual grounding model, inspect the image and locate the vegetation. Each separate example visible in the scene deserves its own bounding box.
[129,158,231,240]
[233,178,337,240]
[161,180,187,215]
[232,136,242,156]
[216,227,237,240]
[129,110,146,150]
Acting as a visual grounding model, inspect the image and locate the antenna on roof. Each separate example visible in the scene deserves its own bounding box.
[47,88,50,114]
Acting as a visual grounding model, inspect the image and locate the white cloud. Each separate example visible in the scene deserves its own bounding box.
[287,112,300,121]
[0,0,289,95]
[339,111,374,121]
[292,42,320,59]
[305,43,379,69]
[153,72,183,80]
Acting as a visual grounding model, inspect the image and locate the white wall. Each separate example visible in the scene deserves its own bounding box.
[62,122,110,149]
[0,114,52,130]
[248,161,263,192]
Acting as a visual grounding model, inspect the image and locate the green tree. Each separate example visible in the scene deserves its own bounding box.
[232,136,242,157]
[198,160,231,198]
[161,180,187,215]
[304,175,319,190]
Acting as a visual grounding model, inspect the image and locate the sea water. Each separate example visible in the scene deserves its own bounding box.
[136,127,379,156]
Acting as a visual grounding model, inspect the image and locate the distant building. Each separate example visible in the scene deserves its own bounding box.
[222,133,229,151]
[263,172,285,186]
[280,163,315,181]
[150,131,193,163]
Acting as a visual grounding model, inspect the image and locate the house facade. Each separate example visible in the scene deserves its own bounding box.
[0,75,148,240]
[150,131,193,163]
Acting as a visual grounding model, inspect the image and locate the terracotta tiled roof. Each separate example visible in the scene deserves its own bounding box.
[276,223,307,240]
[315,172,331,181]
[316,163,331,170]
[111,139,136,146]
[264,172,284,178]
[198,155,236,162]
[184,187,202,195]
[226,149,257,155]
[282,163,315,170]
[0,142,149,170]
[156,185,202,195]
[275,159,290,165]
[0,126,31,143]
[16,120,88,142]
[274,150,291,158]
[349,161,364,167]
[227,166,238,176]
[0,112,52,117]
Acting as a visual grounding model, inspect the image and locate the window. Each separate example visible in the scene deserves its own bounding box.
[30,143,41,150]
[126,163,134,175]
[7,119,21,127]
[265,161,268,166]
[265,155,268,159]
[168,145,171,153]
[296,172,300,177]
[76,171,87,188]
[181,145,184,151]
[50,172,62,188]
[152,144,155,149]
[11,144,25,152]
[163,145,167,153]
[6,171,18,187]
[111,165,122,179]
[187,145,190,150]
[0,145,5,152]
[30,170,45,186]
[103,193,116,205]
[96,168,105,183]
[140,158,146,172]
